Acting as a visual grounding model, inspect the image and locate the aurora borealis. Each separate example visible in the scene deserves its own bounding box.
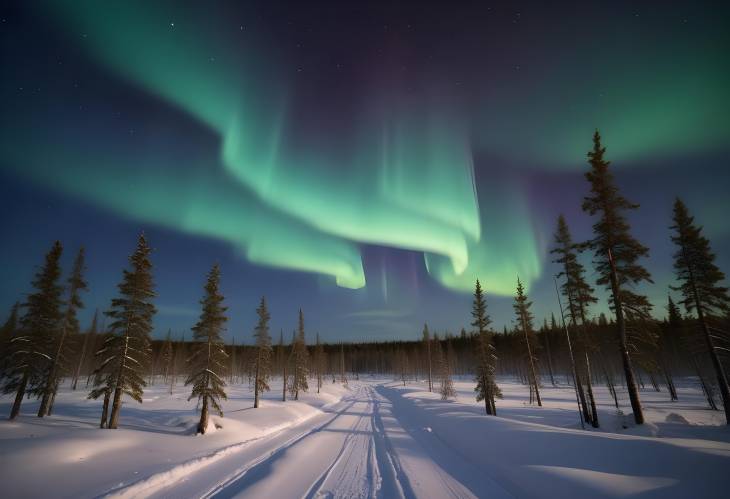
[1,1,728,340]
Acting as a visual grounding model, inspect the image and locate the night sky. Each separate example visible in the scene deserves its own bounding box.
[1,1,728,343]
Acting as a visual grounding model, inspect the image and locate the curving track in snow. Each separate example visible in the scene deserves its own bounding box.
[110,382,494,499]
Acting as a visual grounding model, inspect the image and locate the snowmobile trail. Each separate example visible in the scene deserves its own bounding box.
[209,383,478,499]
[103,382,501,499]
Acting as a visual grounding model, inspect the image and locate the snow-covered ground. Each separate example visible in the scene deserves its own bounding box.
[1,376,728,498]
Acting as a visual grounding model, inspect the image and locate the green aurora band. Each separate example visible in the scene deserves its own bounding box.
[8,0,536,295]
[4,2,726,297]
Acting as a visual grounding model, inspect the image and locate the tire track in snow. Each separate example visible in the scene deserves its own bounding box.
[204,392,362,499]
[303,385,387,499]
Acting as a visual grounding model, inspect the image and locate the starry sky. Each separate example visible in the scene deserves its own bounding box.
[1,1,728,343]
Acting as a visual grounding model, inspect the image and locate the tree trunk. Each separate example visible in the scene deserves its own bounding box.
[47,381,59,415]
[38,388,51,418]
[607,249,644,424]
[100,390,110,428]
[698,313,730,422]
[198,395,209,434]
[521,311,542,407]
[575,371,591,425]
[692,356,718,410]
[661,358,678,401]
[9,371,29,420]
[584,353,599,428]
[108,385,123,429]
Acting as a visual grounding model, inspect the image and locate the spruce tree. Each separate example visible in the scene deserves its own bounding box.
[4,241,64,420]
[422,323,433,392]
[104,234,156,429]
[186,264,228,434]
[551,214,599,427]
[582,130,651,425]
[670,198,730,423]
[472,279,500,415]
[289,309,309,399]
[514,278,542,406]
[38,247,88,417]
[253,297,272,408]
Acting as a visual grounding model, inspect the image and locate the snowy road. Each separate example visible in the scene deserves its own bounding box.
[4,379,728,498]
[116,383,506,499]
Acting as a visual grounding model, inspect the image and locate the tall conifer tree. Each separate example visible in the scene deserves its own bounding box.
[289,309,309,399]
[472,279,500,415]
[103,234,156,429]
[186,264,228,434]
[253,297,272,408]
[38,248,88,417]
[582,130,652,424]
[4,241,64,420]
[514,278,542,406]
[551,214,600,427]
[670,198,730,423]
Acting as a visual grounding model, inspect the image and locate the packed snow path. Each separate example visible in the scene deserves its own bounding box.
[139,384,501,499]
[2,378,730,498]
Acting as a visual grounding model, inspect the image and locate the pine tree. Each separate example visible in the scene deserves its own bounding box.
[435,335,456,400]
[422,323,433,392]
[514,278,542,406]
[37,248,88,417]
[289,309,309,399]
[551,214,599,427]
[4,241,64,420]
[472,279,500,415]
[670,198,730,423]
[186,264,228,434]
[253,297,272,408]
[103,234,156,429]
[582,130,651,425]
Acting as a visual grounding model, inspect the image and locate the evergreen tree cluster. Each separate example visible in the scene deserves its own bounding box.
[1,130,729,429]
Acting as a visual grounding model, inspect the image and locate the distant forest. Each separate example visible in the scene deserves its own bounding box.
[1,131,729,433]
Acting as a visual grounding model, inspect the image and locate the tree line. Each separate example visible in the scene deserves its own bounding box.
[1,131,728,430]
